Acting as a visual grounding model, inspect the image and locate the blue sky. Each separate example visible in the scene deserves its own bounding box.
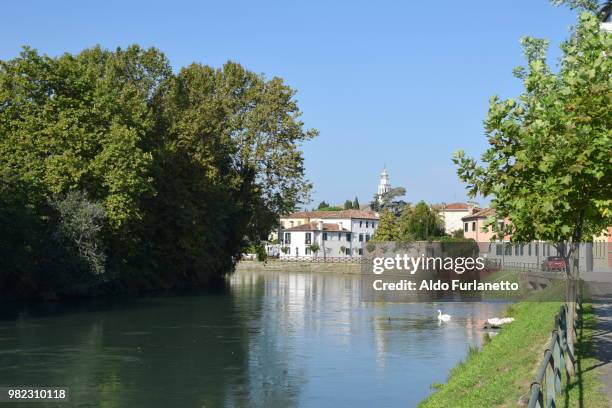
[1,1,577,208]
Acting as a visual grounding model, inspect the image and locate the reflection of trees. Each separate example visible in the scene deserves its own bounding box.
[0,292,257,407]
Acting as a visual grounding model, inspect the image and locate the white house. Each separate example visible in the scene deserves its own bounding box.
[279,210,379,258]
[433,202,480,235]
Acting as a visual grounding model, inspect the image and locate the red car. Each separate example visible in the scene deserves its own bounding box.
[541,256,567,272]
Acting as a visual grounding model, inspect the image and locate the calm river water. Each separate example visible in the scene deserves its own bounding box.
[0,270,507,407]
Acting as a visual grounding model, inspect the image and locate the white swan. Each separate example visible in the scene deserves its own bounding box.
[437,310,451,322]
[487,317,515,327]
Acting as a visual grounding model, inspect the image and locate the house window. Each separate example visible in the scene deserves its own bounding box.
[305,247,311,255]
[528,243,532,256]
[284,232,291,244]
[360,221,363,227]
[472,222,476,232]
[366,221,369,228]
[496,244,502,256]
[290,221,294,227]
[323,232,328,241]
[295,247,299,256]
[464,223,468,232]
[358,248,363,255]
[359,234,364,242]
[338,232,342,241]
[535,243,539,256]
[514,245,519,256]
[505,243,512,256]
[305,233,312,244]
[345,248,351,255]
[365,234,371,242]
[346,233,352,241]
[287,247,291,255]
[520,245,524,256]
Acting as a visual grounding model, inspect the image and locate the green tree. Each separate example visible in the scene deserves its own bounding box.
[398,201,444,241]
[0,46,317,297]
[317,201,329,209]
[551,0,611,13]
[370,187,408,215]
[371,210,400,242]
[352,196,360,209]
[308,243,320,257]
[344,199,353,210]
[52,191,107,275]
[453,12,611,363]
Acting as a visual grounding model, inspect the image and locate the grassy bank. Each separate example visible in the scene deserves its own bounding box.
[419,300,562,407]
[420,280,609,408]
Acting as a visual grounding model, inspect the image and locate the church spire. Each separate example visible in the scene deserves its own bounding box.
[377,166,391,203]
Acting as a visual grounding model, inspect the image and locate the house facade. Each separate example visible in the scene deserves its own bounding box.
[434,202,479,235]
[279,210,379,258]
[462,208,612,273]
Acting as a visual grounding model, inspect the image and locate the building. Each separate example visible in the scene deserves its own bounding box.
[462,209,612,273]
[433,202,479,235]
[377,167,391,204]
[461,208,504,242]
[279,210,379,258]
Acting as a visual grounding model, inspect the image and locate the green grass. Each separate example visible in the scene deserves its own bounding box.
[418,300,562,407]
[419,280,609,408]
[558,302,610,408]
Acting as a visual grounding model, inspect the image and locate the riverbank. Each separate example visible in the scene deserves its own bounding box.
[236,260,363,274]
[418,300,562,407]
[419,296,609,407]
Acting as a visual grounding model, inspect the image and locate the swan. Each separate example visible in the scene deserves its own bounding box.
[437,310,451,322]
[486,317,515,327]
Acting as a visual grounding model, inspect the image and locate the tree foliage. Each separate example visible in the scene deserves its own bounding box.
[371,210,400,242]
[398,201,445,241]
[453,12,611,274]
[370,187,408,215]
[0,45,316,298]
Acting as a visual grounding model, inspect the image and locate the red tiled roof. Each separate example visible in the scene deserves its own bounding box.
[284,222,349,232]
[461,208,495,221]
[283,210,378,220]
[431,202,477,211]
[444,202,470,210]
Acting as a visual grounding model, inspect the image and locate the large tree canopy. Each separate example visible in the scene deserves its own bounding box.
[453,12,611,268]
[0,46,316,298]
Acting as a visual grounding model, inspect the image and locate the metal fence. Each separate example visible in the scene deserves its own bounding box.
[526,294,580,408]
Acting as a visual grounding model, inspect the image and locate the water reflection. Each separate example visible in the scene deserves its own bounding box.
[0,270,507,407]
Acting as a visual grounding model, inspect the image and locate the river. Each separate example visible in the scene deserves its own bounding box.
[0,270,507,407]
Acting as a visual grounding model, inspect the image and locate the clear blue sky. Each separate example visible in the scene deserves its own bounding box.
[1,1,577,208]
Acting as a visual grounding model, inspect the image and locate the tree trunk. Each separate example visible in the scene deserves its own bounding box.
[564,240,580,377]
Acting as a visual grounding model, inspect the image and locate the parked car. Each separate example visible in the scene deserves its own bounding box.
[541,256,567,272]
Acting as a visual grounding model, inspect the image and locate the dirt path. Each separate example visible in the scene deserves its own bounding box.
[591,294,612,405]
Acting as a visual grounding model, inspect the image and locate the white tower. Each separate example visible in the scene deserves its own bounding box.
[377,167,391,203]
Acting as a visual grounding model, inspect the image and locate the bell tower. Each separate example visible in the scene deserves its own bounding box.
[377,167,391,203]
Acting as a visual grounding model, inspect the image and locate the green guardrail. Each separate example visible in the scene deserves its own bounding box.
[527,294,580,408]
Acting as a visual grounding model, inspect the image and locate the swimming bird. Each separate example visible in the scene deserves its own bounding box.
[437,310,451,322]
[486,317,514,327]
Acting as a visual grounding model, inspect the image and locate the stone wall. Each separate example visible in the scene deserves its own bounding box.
[236,260,362,274]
